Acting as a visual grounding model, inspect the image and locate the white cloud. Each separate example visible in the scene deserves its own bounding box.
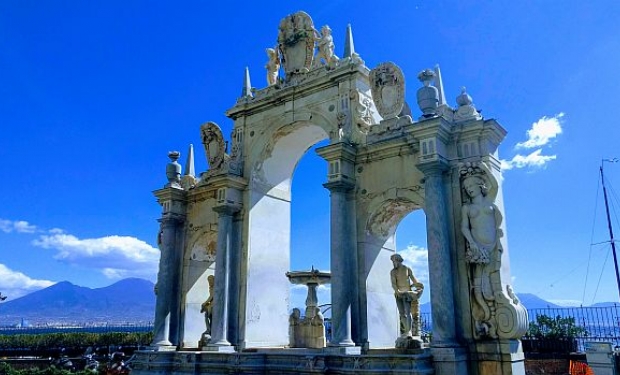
[501,149,557,171]
[0,219,37,234]
[516,113,564,149]
[32,233,159,280]
[400,244,429,285]
[501,113,564,171]
[0,264,55,299]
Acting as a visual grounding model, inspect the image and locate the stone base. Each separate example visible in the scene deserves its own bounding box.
[431,346,469,375]
[322,346,361,355]
[149,345,177,352]
[198,333,211,348]
[129,347,434,375]
[396,335,424,349]
[204,344,236,353]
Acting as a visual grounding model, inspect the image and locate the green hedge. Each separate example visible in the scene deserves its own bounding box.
[0,362,94,375]
[0,332,152,350]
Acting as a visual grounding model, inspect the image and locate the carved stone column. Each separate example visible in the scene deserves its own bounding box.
[207,204,239,351]
[417,160,458,346]
[324,179,356,347]
[317,142,359,350]
[152,213,185,348]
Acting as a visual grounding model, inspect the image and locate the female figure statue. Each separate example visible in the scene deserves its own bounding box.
[461,174,502,337]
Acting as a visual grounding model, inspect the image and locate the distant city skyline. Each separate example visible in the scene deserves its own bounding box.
[1,1,619,307]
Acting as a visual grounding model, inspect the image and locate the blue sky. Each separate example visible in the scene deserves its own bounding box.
[1,1,620,308]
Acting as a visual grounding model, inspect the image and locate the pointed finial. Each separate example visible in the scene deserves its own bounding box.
[184,144,195,177]
[241,67,253,98]
[343,24,356,59]
[434,65,447,106]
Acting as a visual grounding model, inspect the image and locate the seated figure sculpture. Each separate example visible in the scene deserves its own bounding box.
[390,253,424,348]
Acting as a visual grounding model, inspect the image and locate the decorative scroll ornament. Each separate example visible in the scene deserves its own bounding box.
[369,62,406,120]
[200,122,228,171]
[277,11,315,76]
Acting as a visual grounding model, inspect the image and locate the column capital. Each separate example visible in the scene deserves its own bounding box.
[158,213,186,226]
[213,203,241,216]
[416,158,449,177]
[316,142,357,163]
[323,179,355,192]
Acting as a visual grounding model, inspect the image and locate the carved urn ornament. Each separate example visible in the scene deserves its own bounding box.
[165,151,181,187]
[416,69,439,117]
[369,62,406,120]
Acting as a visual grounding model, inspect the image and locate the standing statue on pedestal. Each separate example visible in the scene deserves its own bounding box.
[199,275,215,347]
[390,253,424,348]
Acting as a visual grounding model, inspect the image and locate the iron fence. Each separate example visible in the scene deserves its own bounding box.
[525,305,620,351]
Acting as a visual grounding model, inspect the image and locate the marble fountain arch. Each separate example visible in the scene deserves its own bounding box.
[134,10,529,375]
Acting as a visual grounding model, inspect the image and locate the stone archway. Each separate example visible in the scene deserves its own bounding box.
[145,10,529,375]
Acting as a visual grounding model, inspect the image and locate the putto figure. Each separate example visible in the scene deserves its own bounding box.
[390,253,424,340]
[265,47,280,86]
[314,25,338,67]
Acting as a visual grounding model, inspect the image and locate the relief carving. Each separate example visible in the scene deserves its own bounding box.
[201,122,228,171]
[277,11,315,76]
[370,62,406,120]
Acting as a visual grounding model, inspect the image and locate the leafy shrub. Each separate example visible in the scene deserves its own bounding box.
[527,314,587,340]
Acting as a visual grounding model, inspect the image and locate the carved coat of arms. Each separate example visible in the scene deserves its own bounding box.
[277,11,315,75]
[200,121,227,171]
[369,62,406,119]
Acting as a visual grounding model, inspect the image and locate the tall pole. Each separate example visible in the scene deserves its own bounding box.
[601,159,620,302]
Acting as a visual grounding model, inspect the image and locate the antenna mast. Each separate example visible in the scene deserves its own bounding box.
[601,158,620,301]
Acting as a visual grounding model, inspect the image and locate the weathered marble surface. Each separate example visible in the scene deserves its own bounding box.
[149,10,526,375]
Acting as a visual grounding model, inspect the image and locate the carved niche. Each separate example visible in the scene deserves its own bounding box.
[369,62,406,120]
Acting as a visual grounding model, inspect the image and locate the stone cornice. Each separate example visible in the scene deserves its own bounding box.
[226,62,369,120]
[416,158,450,176]
[323,179,355,192]
[153,186,187,203]
[206,174,248,192]
[315,142,357,163]
[356,135,418,163]
[409,116,453,145]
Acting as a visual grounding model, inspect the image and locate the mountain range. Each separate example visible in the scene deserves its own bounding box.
[0,278,616,326]
[0,278,155,326]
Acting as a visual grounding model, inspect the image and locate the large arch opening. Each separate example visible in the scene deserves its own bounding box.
[361,188,428,348]
[243,121,330,347]
[289,140,330,310]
